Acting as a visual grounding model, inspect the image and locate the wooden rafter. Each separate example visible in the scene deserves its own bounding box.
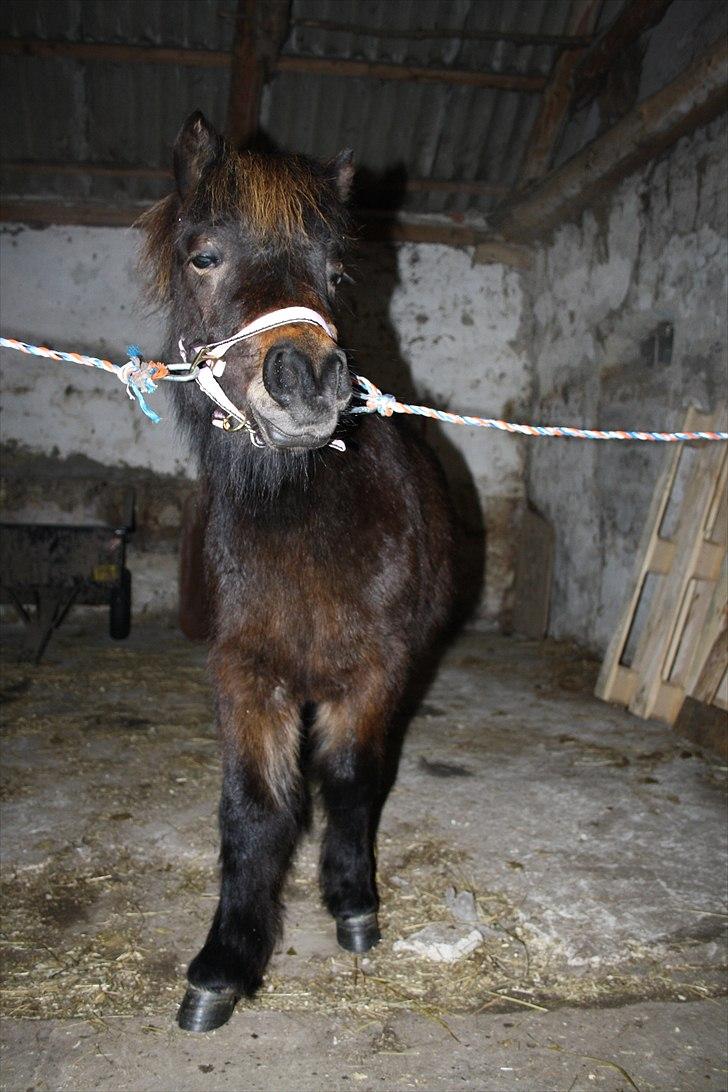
[517,0,604,188]
[290,19,595,47]
[0,161,509,199]
[0,197,529,263]
[572,0,674,109]
[495,36,728,241]
[274,55,545,91]
[0,36,545,91]
[0,37,231,67]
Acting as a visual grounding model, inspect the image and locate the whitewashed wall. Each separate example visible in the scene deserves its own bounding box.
[0,226,530,620]
[527,117,728,652]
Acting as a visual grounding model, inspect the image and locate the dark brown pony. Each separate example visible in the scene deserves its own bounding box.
[140,112,454,1032]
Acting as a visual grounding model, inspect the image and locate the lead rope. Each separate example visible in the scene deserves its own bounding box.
[1,335,727,444]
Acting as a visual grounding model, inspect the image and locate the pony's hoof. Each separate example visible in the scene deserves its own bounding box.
[336,911,381,953]
[177,985,238,1032]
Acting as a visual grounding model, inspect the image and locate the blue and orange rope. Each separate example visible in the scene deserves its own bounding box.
[1,336,726,443]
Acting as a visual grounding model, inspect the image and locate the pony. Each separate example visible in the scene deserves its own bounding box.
[139,111,454,1032]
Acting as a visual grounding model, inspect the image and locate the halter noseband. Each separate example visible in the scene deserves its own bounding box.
[170,307,345,450]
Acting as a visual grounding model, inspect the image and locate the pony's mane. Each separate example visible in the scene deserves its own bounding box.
[137,146,346,305]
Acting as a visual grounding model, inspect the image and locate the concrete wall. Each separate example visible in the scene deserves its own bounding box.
[0,226,529,621]
[526,116,728,653]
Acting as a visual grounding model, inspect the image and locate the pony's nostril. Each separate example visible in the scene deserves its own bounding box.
[263,342,313,407]
[322,349,350,400]
[333,351,351,399]
[263,342,348,409]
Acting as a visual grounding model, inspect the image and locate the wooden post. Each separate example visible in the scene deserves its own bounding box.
[225,0,290,148]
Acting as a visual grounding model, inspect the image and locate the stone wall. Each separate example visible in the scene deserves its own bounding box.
[526,116,728,653]
[0,227,529,621]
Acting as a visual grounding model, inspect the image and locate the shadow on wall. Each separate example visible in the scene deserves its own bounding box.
[339,169,486,626]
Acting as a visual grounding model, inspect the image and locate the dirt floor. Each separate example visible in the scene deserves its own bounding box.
[0,619,726,1091]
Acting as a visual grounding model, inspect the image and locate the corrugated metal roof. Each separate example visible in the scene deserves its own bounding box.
[1,0,235,50]
[0,0,587,221]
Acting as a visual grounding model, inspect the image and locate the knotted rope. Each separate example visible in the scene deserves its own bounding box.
[351,375,728,443]
[0,336,169,424]
[1,336,727,443]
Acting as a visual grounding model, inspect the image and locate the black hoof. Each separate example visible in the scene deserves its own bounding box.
[177,985,238,1032]
[336,911,381,954]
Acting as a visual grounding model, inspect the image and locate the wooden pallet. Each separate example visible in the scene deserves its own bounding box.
[595,407,728,725]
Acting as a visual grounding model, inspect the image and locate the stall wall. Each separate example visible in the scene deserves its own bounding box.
[0,227,529,621]
[526,117,728,653]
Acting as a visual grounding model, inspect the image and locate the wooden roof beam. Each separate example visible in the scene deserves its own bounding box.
[0,161,509,198]
[0,37,231,67]
[290,20,595,47]
[0,37,546,91]
[572,0,674,110]
[274,56,545,91]
[494,36,728,242]
[0,197,530,264]
[517,0,604,188]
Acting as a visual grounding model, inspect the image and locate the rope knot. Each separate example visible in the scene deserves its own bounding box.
[352,376,398,417]
[372,391,397,417]
[118,346,164,424]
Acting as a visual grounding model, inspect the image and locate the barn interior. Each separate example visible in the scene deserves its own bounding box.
[0,2,726,1090]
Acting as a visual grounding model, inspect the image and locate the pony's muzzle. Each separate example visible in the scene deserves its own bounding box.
[263,341,350,409]
[258,340,351,448]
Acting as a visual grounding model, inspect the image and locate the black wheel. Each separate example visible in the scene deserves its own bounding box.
[109,567,131,639]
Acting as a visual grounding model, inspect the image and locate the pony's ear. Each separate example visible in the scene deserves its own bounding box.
[330,149,355,202]
[174,111,222,199]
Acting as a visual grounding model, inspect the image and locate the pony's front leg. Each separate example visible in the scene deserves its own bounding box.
[178,656,303,1032]
[314,679,398,953]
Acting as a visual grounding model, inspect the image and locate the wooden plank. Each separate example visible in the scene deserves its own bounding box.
[694,540,725,582]
[647,537,676,574]
[594,410,696,703]
[0,37,231,67]
[291,19,595,47]
[629,426,727,722]
[518,0,603,187]
[496,36,728,240]
[572,0,674,110]
[0,199,144,227]
[608,665,638,706]
[0,35,546,90]
[660,453,727,694]
[357,215,499,249]
[1,162,510,201]
[274,55,546,91]
[471,240,533,271]
[686,555,728,705]
[1,162,171,179]
[0,197,531,259]
[651,680,686,724]
[715,668,728,711]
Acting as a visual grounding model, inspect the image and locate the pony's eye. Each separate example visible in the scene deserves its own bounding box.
[329,272,343,288]
[190,253,220,270]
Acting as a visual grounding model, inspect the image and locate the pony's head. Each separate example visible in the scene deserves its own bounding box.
[140,111,354,452]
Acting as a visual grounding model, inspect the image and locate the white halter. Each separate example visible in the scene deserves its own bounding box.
[176,307,345,449]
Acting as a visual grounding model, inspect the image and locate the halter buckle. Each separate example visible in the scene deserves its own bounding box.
[221,414,246,432]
